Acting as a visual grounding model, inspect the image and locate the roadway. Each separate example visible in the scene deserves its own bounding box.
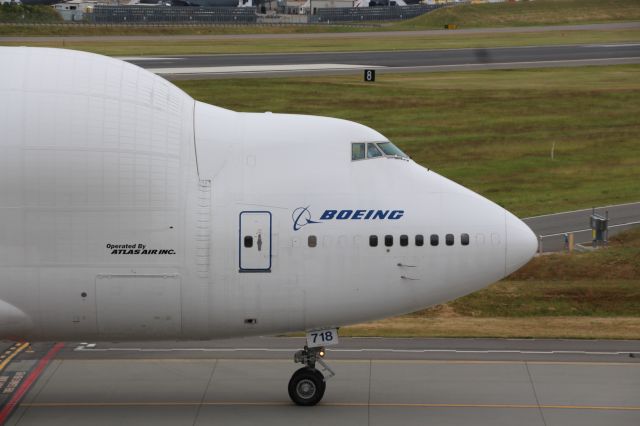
[1,338,639,426]
[523,202,640,252]
[121,43,640,78]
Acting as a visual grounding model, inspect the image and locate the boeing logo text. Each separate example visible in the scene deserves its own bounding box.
[320,209,404,220]
[292,207,404,231]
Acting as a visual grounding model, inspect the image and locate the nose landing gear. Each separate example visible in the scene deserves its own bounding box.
[288,345,335,406]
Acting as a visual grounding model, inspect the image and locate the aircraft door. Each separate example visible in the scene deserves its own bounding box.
[239,211,272,272]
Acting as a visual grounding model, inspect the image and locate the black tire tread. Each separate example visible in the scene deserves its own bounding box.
[288,367,326,406]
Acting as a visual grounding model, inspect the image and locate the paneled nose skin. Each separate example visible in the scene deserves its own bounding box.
[505,210,538,275]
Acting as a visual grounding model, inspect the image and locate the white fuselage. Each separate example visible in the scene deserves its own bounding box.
[0,47,537,342]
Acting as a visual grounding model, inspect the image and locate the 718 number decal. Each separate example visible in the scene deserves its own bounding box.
[306,328,339,348]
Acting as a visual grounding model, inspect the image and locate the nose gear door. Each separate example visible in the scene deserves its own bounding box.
[239,211,272,272]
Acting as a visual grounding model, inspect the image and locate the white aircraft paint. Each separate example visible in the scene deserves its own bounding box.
[0,47,537,344]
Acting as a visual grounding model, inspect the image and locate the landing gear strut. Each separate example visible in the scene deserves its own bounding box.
[288,345,335,406]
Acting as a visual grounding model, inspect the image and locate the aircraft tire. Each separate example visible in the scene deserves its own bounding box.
[288,367,326,406]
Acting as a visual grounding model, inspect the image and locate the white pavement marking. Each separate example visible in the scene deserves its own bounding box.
[583,43,640,48]
[390,57,640,72]
[538,220,640,238]
[148,63,381,75]
[73,345,636,356]
[523,201,640,220]
[116,57,185,61]
[153,58,640,77]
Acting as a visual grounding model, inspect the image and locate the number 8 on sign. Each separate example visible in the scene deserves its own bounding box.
[364,69,375,82]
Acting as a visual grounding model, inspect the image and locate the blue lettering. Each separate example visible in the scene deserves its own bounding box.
[336,210,353,220]
[389,210,404,220]
[320,210,337,220]
[351,210,365,220]
[373,210,389,219]
[305,208,404,223]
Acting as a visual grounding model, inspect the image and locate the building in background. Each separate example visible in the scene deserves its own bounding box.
[53,0,97,21]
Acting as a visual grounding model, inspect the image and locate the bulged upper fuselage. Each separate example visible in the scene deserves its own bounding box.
[0,47,537,341]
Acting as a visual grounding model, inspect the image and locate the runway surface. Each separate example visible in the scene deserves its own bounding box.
[523,202,640,252]
[121,42,640,78]
[1,338,639,426]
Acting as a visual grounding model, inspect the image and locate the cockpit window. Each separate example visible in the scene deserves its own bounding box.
[352,143,365,161]
[352,141,408,162]
[367,143,383,158]
[377,142,408,158]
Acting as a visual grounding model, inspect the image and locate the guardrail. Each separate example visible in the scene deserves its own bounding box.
[90,6,258,24]
[0,21,384,28]
[537,220,640,253]
[309,4,445,23]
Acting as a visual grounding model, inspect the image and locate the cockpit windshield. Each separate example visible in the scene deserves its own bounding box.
[377,142,407,158]
[351,141,408,161]
[367,143,383,158]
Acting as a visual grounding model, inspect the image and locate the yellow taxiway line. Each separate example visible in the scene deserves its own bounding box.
[0,342,30,372]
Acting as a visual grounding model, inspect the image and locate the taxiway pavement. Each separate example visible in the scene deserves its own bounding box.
[523,202,640,252]
[3,337,640,426]
[120,43,640,78]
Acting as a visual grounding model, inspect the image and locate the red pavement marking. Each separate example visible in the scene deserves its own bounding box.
[0,343,64,425]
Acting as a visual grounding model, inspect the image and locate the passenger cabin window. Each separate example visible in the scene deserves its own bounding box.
[308,235,317,248]
[244,236,253,248]
[400,235,408,247]
[351,141,409,162]
[385,235,393,247]
[352,143,365,161]
[446,234,454,246]
[415,235,424,246]
[430,234,439,246]
[367,143,383,158]
[369,235,378,247]
[461,233,470,246]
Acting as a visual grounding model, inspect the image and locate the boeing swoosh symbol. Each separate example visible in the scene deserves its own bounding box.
[292,206,321,231]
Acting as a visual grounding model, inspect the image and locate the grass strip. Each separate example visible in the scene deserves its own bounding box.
[341,316,640,339]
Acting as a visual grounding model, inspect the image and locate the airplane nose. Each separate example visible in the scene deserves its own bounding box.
[505,210,538,275]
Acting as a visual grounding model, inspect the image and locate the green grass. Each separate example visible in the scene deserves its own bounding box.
[447,280,640,317]
[2,28,639,56]
[0,23,378,37]
[1,0,639,36]
[175,65,640,217]
[396,0,640,30]
[340,316,640,338]
[0,4,61,24]
[447,227,640,318]
[419,228,640,318]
